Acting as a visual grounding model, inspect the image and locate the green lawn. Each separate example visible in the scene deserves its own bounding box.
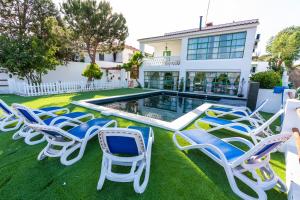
[0,88,286,200]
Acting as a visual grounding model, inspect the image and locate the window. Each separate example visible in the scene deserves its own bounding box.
[99,53,105,61]
[251,64,257,73]
[187,32,247,60]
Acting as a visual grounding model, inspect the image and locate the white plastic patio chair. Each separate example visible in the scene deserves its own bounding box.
[97,126,154,193]
[0,99,69,132]
[195,109,284,143]
[12,103,93,145]
[206,99,268,124]
[173,129,291,200]
[28,118,117,166]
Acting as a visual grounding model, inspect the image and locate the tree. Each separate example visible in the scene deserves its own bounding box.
[62,0,129,65]
[266,26,300,70]
[0,0,74,84]
[82,63,103,81]
[122,51,144,86]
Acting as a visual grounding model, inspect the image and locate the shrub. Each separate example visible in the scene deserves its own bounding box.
[82,63,103,81]
[250,70,281,89]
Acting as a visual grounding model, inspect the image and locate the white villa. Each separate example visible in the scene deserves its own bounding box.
[138,19,260,97]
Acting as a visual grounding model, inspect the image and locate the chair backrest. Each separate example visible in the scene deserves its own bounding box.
[98,128,146,156]
[28,123,77,141]
[12,104,44,125]
[250,99,268,116]
[232,132,292,167]
[0,99,13,115]
[251,109,284,135]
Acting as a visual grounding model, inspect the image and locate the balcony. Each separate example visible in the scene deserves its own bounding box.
[143,56,181,66]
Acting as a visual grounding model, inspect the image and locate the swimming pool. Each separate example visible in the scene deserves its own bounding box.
[73,91,246,131]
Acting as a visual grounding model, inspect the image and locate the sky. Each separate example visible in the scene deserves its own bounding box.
[55,0,300,55]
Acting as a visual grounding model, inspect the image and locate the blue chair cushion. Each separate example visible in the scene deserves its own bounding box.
[181,130,245,162]
[68,118,113,139]
[201,116,253,133]
[106,126,150,155]
[210,107,251,116]
[43,112,88,125]
[128,126,150,148]
[254,142,282,159]
[0,102,12,115]
[16,108,39,123]
[35,106,64,113]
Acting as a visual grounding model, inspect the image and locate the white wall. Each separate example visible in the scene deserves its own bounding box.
[256,89,282,113]
[122,48,135,63]
[251,61,269,74]
[41,61,126,83]
[150,40,181,57]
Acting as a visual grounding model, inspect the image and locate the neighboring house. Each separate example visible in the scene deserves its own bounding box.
[0,45,138,93]
[75,45,139,64]
[251,61,269,74]
[138,19,259,97]
[0,68,9,94]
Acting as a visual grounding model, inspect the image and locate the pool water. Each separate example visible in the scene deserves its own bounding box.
[95,92,246,122]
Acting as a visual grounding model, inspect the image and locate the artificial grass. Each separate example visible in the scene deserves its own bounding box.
[0,88,287,199]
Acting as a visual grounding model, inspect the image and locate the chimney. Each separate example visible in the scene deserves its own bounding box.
[206,22,213,27]
[199,16,203,30]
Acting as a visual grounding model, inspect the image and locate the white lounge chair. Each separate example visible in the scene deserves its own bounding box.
[12,103,93,145]
[97,126,154,193]
[195,109,284,143]
[0,99,69,132]
[207,99,268,124]
[173,129,290,199]
[28,118,117,166]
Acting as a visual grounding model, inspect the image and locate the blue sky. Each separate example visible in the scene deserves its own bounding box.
[55,0,300,55]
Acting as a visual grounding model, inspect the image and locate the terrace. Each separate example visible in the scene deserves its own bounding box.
[0,88,287,199]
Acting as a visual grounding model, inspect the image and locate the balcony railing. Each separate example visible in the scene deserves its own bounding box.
[143,56,180,66]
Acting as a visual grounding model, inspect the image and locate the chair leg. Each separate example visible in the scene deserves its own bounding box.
[24,131,46,145]
[60,141,86,166]
[225,166,267,200]
[12,125,30,140]
[0,118,23,132]
[97,157,108,190]
[133,137,153,194]
[37,148,48,160]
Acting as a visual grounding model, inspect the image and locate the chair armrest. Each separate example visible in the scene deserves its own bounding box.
[49,116,82,126]
[222,137,254,149]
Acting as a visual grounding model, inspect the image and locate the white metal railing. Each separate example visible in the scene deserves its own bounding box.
[143,56,180,66]
[7,79,128,96]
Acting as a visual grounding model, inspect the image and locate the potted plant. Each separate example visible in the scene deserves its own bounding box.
[82,63,103,87]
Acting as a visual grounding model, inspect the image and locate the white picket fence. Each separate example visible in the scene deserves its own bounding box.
[8,79,128,96]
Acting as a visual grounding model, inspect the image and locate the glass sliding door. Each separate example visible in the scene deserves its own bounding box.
[144,71,179,91]
[186,71,240,96]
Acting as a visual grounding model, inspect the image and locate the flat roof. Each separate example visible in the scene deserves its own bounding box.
[138,19,259,42]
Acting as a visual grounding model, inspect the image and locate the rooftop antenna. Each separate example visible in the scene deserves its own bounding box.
[205,0,211,24]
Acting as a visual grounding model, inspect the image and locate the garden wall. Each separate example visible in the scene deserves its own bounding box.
[256,89,282,113]
[256,88,296,113]
[42,61,127,83]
